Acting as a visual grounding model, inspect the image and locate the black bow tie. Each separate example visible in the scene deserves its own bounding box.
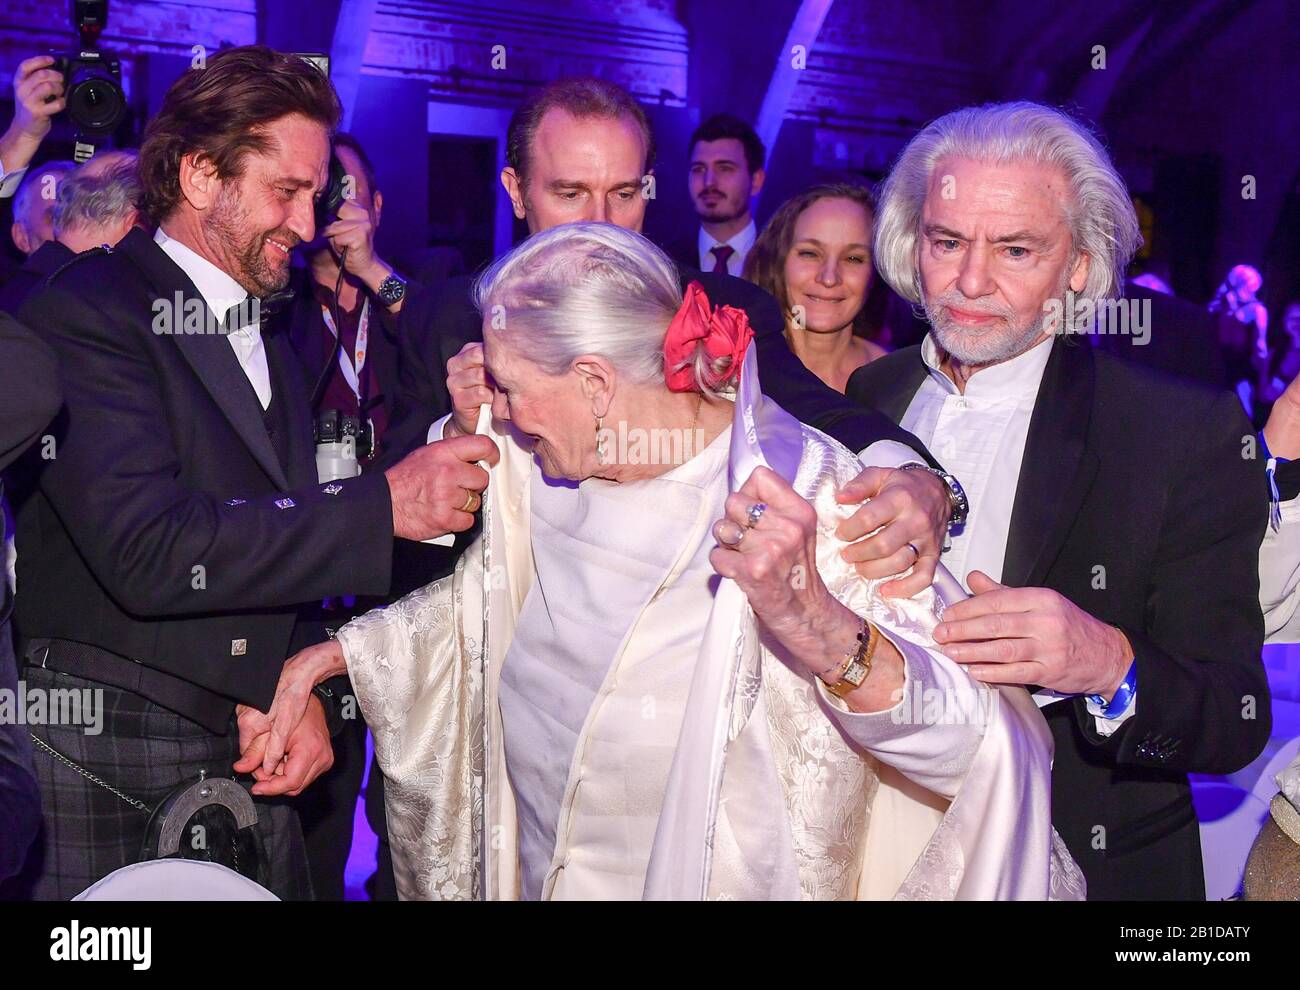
[221,287,296,333]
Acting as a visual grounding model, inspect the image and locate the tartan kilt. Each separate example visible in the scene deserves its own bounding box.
[4,666,313,901]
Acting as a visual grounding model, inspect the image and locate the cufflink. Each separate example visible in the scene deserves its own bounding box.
[322,483,342,495]
[225,498,246,507]
[274,498,296,509]
[231,639,247,656]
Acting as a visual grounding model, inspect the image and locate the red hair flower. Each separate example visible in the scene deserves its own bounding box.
[662,281,754,392]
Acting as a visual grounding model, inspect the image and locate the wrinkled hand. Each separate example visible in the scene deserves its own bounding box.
[237,639,347,777]
[709,467,843,660]
[1264,372,1300,460]
[933,571,1132,698]
[834,465,950,597]
[444,341,492,439]
[10,56,65,143]
[710,466,907,711]
[233,695,333,797]
[385,432,499,539]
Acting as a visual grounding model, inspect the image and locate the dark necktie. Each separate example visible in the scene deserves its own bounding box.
[710,244,735,275]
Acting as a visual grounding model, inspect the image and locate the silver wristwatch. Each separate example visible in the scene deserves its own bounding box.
[901,463,969,530]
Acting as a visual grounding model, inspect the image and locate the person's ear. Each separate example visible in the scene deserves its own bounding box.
[750,167,766,199]
[11,220,32,255]
[178,152,220,212]
[501,167,527,220]
[573,355,616,418]
[372,188,383,228]
[1069,251,1091,294]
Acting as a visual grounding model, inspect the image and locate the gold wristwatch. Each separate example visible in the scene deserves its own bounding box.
[819,617,879,699]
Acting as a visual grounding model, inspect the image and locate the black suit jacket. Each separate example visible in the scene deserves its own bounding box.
[1090,284,1229,389]
[661,233,701,273]
[0,240,75,316]
[11,229,395,722]
[848,339,1271,899]
[383,267,931,468]
[0,312,60,881]
[0,312,60,473]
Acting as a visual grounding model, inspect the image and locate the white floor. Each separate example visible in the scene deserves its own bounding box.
[1193,642,1300,899]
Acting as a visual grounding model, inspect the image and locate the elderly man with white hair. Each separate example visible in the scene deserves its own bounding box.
[51,150,142,253]
[0,151,141,315]
[847,101,1270,900]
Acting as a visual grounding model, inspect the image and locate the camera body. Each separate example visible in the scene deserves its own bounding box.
[314,152,349,233]
[51,48,126,136]
[48,1,126,148]
[314,409,375,483]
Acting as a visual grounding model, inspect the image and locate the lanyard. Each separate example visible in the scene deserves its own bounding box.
[320,298,370,408]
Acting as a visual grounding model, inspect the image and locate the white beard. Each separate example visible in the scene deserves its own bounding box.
[922,275,1071,367]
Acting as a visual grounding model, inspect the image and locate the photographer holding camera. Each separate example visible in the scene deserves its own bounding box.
[282,132,407,478]
[6,45,496,900]
[1,57,70,289]
[0,56,67,203]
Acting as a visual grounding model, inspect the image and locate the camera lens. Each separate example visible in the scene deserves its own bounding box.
[67,67,126,134]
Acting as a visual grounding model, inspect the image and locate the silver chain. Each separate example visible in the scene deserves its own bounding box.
[30,733,151,813]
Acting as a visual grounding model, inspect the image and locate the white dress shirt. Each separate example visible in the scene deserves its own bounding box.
[154,226,271,409]
[0,154,27,198]
[698,218,756,277]
[901,334,1136,733]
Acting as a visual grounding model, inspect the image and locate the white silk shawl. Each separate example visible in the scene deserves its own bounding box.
[338,348,1085,901]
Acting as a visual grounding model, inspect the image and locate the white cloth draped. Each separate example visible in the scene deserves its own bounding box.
[337,348,1084,900]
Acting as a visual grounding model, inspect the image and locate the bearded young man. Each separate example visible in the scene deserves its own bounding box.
[662,113,766,277]
[847,101,1271,900]
[6,45,496,900]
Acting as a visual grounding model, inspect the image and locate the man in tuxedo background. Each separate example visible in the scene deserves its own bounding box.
[661,113,765,278]
[0,151,143,315]
[847,101,1270,899]
[385,77,963,601]
[5,45,496,900]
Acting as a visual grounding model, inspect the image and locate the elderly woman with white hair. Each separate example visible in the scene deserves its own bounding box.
[248,221,1080,901]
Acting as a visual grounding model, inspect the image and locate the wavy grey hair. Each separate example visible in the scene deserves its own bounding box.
[473,221,733,396]
[874,101,1141,308]
[53,152,142,238]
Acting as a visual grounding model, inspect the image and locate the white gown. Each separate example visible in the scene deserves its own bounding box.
[337,349,1086,900]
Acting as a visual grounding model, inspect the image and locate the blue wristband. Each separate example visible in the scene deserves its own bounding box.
[1260,431,1292,465]
[1088,659,1137,719]
[1260,431,1291,530]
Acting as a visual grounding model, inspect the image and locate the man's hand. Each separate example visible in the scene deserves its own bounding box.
[322,199,396,304]
[834,466,951,597]
[1264,372,1300,460]
[933,570,1132,699]
[384,432,499,540]
[444,341,492,439]
[0,57,65,173]
[233,695,334,797]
